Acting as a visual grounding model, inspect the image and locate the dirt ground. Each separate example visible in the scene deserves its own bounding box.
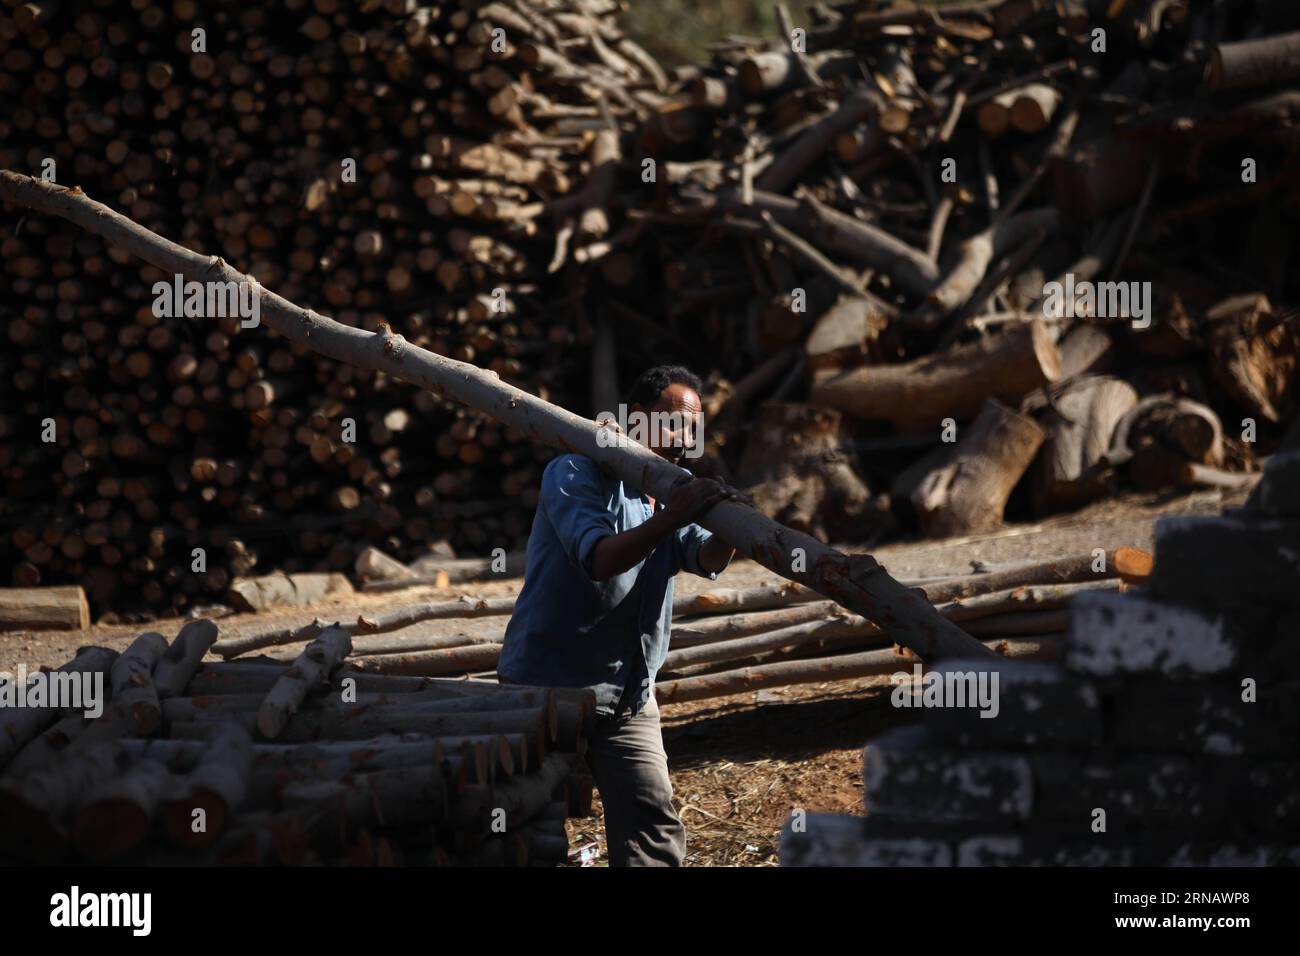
[0,487,1248,866]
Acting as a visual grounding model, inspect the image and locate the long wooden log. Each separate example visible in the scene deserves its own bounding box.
[211,596,515,659]
[347,631,503,658]
[655,637,1058,704]
[216,582,828,661]
[670,600,845,647]
[279,764,450,830]
[664,616,877,671]
[344,643,504,676]
[0,172,994,665]
[175,704,553,751]
[918,548,1151,603]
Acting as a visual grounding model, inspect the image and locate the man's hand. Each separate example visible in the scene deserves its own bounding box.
[658,477,744,530]
[588,477,750,581]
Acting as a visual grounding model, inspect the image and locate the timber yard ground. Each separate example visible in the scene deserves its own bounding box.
[0,487,1250,867]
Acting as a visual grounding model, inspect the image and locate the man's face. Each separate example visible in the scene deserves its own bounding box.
[632,383,702,464]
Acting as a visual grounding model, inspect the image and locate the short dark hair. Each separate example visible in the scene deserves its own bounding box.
[625,364,703,410]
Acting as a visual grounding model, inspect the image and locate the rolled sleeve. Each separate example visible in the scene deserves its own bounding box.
[541,456,617,580]
[676,523,721,580]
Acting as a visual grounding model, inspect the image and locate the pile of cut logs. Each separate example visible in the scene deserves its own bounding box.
[0,620,595,865]
[4,0,1298,623]
[780,428,1300,867]
[595,0,1298,542]
[0,0,666,616]
[206,545,1154,702]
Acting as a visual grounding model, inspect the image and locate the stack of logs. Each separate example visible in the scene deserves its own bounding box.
[779,428,1300,866]
[594,0,1298,542]
[0,0,667,616]
[204,545,1154,703]
[0,619,596,865]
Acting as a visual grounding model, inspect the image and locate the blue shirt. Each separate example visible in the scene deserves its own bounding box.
[497,453,721,717]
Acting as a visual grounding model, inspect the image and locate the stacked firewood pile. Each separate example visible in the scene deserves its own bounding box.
[598,0,1298,542]
[0,0,666,616]
[205,545,1153,701]
[0,619,595,865]
[779,429,1300,866]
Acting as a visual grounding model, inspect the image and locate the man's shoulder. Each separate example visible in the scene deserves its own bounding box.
[541,453,617,494]
[543,452,599,478]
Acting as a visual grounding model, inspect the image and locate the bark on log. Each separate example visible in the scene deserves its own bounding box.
[918,548,1152,603]
[343,643,505,676]
[227,572,354,612]
[664,616,878,671]
[347,630,503,658]
[257,627,353,739]
[211,596,515,659]
[900,399,1047,538]
[811,321,1062,431]
[735,402,890,542]
[0,645,118,770]
[179,705,553,752]
[925,209,1062,319]
[804,295,888,377]
[363,550,528,591]
[153,620,218,698]
[109,630,168,735]
[939,579,1122,622]
[449,752,572,831]
[0,586,90,631]
[0,172,993,664]
[755,89,884,193]
[672,582,818,617]
[717,189,941,296]
[670,600,844,646]
[160,721,253,849]
[655,636,1057,704]
[72,757,174,862]
[279,764,450,830]
[0,742,126,863]
[1206,31,1300,92]
[1205,294,1298,425]
[1027,375,1138,512]
[354,547,416,583]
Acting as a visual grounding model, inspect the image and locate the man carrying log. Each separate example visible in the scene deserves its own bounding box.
[498,365,743,866]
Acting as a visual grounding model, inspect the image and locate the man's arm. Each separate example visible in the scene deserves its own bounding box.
[589,477,733,581]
